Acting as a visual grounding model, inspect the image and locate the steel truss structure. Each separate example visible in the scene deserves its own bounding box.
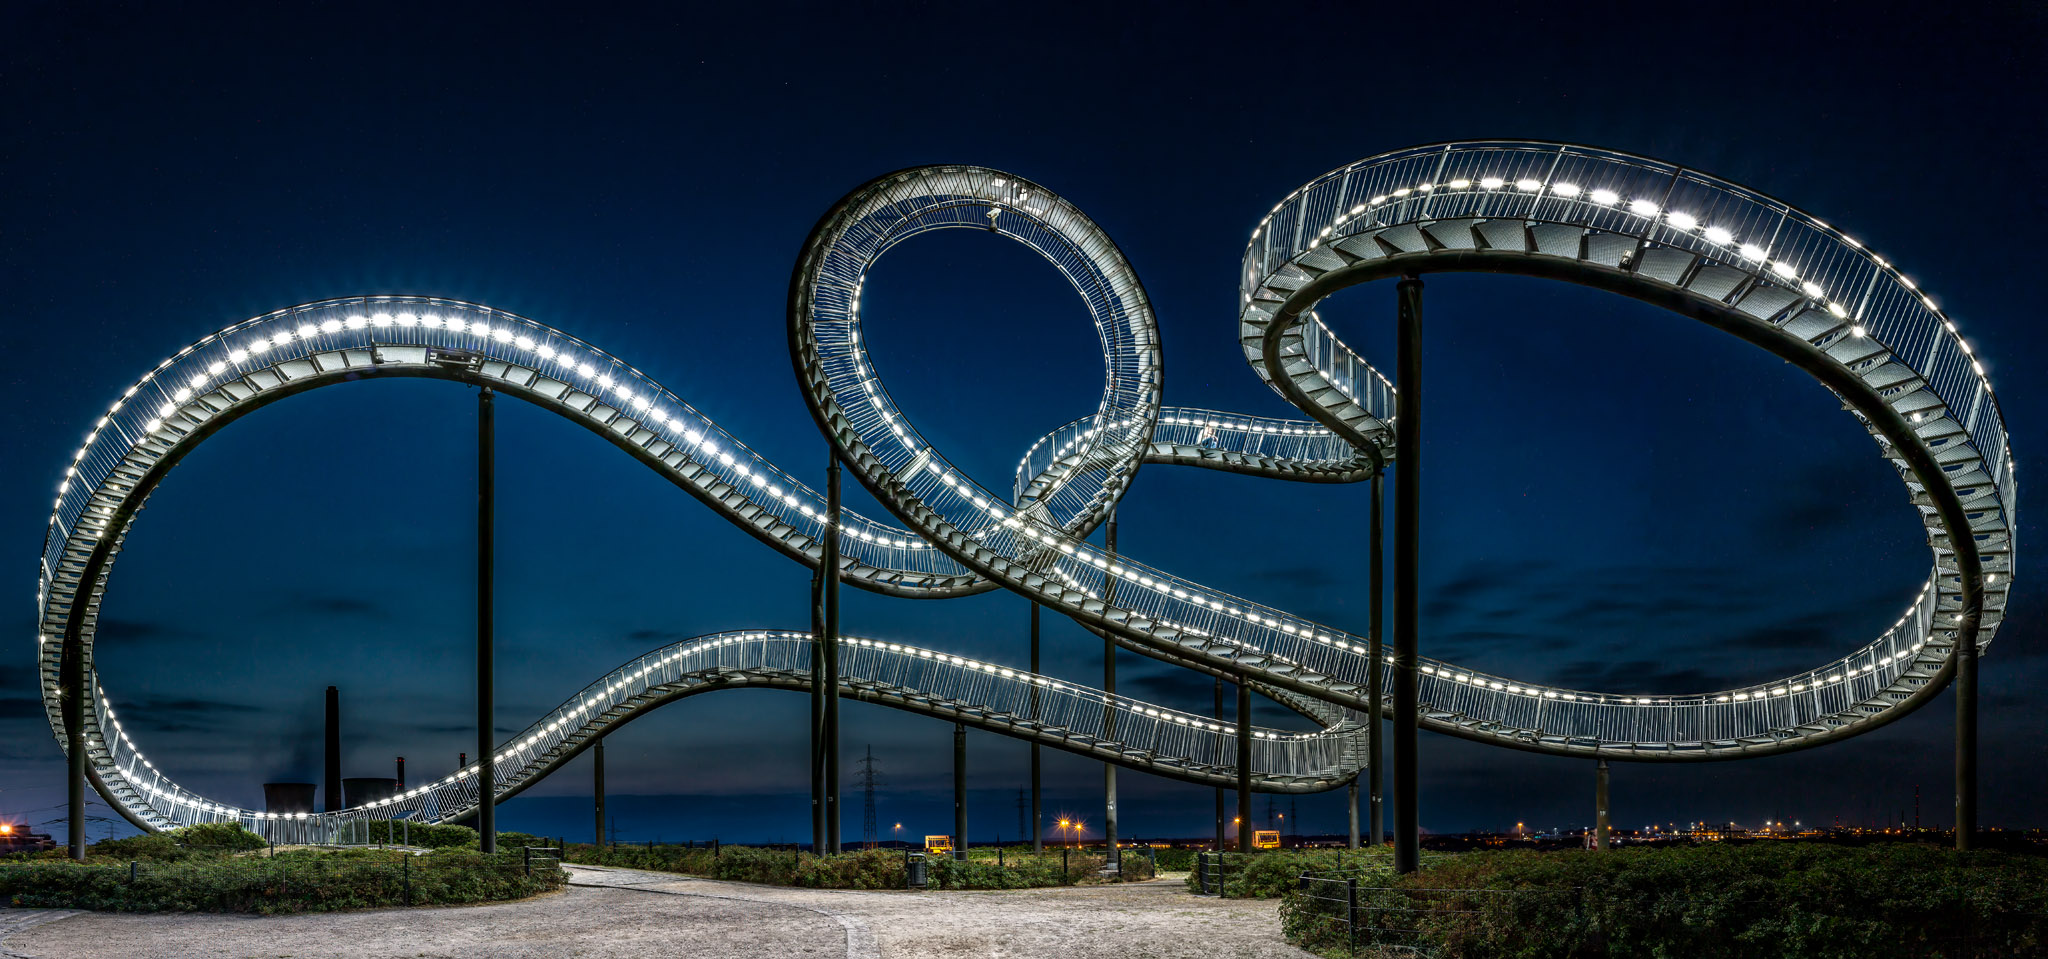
[37,142,2014,838]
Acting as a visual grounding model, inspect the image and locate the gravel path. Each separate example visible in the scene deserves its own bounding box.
[2,865,1308,959]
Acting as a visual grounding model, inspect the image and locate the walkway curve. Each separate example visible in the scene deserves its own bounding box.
[36,142,2015,837]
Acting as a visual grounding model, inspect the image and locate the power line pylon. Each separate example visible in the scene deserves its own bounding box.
[857,745,881,850]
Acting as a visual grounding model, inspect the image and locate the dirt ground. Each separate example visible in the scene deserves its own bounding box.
[1,864,1310,959]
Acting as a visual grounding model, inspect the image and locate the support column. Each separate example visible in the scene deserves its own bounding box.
[1348,779,1360,849]
[1595,759,1610,851]
[1393,275,1422,874]
[59,634,84,859]
[823,454,842,854]
[477,387,497,855]
[324,686,341,813]
[1214,676,1226,853]
[1236,680,1252,853]
[593,737,606,845]
[1368,469,1385,848]
[953,722,967,860]
[1103,507,1119,869]
[810,566,825,853]
[1957,630,1977,850]
[1030,602,1043,853]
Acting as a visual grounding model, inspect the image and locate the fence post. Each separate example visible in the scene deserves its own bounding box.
[1347,878,1359,951]
[403,855,412,907]
[129,860,137,885]
[524,846,532,877]
[998,846,1004,868]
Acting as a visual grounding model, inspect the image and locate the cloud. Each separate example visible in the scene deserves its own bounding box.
[1547,658,1741,694]
[297,595,387,617]
[92,618,203,643]
[1240,565,1341,589]
[0,696,47,719]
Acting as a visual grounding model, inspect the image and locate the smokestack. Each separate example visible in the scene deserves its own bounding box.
[459,752,467,769]
[324,686,341,813]
[396,756,406,790]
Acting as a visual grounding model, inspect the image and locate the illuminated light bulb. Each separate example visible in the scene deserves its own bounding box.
[1589,188,1619,205]
[1736,244,1766,262]
[1629,199,1659,216]
[1551,182,1581,197]
[1514,178,1541,192]
[207,361,228,376]
[597,374,615,390]
[1447,178,1472,189]
[344,315,368,330]
[491,327,514,343]
[1801,280,1825,298]
[271,331,293,348]
[419,314,442,329]
[576,362,595,377]
[515,335,536,351]
[371,313,394,327]
[537,344,557,360]
[394,312,417,326]
[297,324,319,339]
[1391,188,1411,198]
[1827,302,1848,318]
[1771,261,1798,279]
[1852,325,1867,338]
[1665,211,1697,231]
[1479,177,1504,189]
[319,319,343,334]
[1703,226,1734,245]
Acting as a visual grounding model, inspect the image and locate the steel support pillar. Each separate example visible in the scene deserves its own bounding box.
[324,685,340,813]
[822,454,843,854]
[477,387,497,855]
[1214,676,1226,853]
[1029,602,1043,853]
[1957,631,1978,850]
[1595,759,1611,851]
[1348,779,1360,849]
[810,566,825,853]
[593,736,606,845]
[1103,507,1119,869]
[59,633,84,859]
[1368,469,1385,847]
[953,722,967,860]
[1236,680,1252,853]
[1393,276,1422,874]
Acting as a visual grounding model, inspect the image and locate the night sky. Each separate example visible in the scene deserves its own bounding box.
[5,4,2045,846]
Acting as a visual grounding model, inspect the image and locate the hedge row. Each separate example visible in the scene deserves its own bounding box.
[564,843,1153,889]
[2,827,564,914]
[1278,843,2048,959]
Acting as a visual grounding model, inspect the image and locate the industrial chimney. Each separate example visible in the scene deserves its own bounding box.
[396,756,406,790]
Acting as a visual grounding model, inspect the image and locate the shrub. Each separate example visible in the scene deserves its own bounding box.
[1187,848,1401,899]
[0,848,563,914]
[1278,843,2048,959]
[169,822,267,853]
[362,821,478,849]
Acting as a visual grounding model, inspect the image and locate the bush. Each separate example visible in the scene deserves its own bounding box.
[1153,848,1197,872]
[1187,848,1401,899]
[362,821,478,849]
[1278,843,2048,959]
[563,843,1141,890]
[0,848,563,914]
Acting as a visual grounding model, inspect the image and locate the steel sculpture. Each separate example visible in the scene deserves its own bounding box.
[37,142,2012,849]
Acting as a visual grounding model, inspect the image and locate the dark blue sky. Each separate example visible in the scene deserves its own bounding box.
[4,3,2044,844]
